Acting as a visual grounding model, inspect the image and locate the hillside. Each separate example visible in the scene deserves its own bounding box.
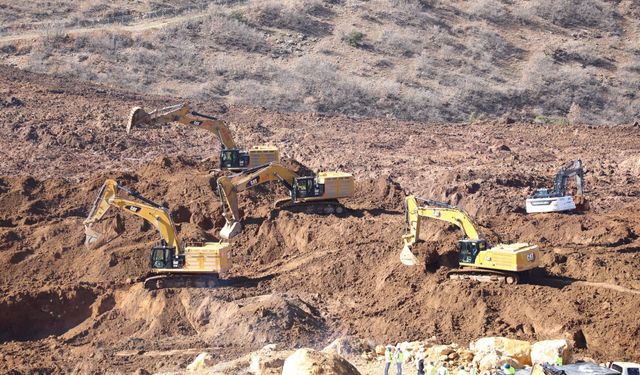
[0,0,639,125]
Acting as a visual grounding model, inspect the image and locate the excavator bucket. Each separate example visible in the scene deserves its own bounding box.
[126,106,151,133]
[400,244,419,266]
[84,225,103,245]
[220,221,242,240]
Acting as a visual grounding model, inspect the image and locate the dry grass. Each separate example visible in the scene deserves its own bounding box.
[1,0,638,124]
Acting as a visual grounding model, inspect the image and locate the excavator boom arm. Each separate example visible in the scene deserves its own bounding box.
[401,195,481,266]
[83,180,180,250]
[553,159,584,196]
[218,162,298,223]
[128,103,237,149]
[403,196,480,247]
[217,162,300,239]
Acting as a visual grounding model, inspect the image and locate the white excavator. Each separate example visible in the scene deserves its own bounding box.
[84,179,230,289]
[127,103,279,171]
[526,159,586,213]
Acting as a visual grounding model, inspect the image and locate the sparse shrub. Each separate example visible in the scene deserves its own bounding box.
[205,15,269,53]
[531,0,619,31]
[246,1,331,36]
[468,112,485,123]
[229,9,245,22]
[0,44,17,54]
[375,30,417,57]
[468,0,512,24]
[344,30,365,48]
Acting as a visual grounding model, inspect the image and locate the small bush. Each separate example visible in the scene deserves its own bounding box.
[375,30,418,57]
[344,30,365,48]
[531,0,619,31]
[229,9,245,22]
[246,1,331,36]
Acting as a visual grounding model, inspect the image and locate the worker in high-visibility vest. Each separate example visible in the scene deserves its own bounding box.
[384,345,395,375]
[502,363,516,375]
[395,344,404,375]
[555,355,563,366]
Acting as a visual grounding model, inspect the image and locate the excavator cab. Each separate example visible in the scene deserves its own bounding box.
[149,246,184,270]
[457,239,488,264]
[220,149,250,170]
[293,177,323,199]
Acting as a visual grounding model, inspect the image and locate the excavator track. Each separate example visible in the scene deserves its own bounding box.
[447,268,520,285]
[144,274,219,290]
[273,198,346,215]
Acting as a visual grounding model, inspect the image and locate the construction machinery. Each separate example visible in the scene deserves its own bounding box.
[401,195,540,284]
[84,179,230,289]
[526,160,586,213]
[127,103,279,171]
[217,162,354,239]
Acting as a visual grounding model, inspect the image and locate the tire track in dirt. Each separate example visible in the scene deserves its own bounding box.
[0,12,207,43]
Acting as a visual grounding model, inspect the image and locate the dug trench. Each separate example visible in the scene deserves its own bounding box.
[0,155,639,373]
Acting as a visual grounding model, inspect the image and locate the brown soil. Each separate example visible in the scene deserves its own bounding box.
[0,65,639,374]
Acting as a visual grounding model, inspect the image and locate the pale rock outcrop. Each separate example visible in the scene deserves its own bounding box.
[282,348,361,375]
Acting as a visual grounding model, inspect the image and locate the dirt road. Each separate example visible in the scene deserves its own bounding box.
[0,11,206,43]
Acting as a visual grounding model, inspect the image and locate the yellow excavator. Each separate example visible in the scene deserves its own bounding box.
[127,103,279,171]
[84,179,230,289]
[217,162,354,239]
[401,195,540,284]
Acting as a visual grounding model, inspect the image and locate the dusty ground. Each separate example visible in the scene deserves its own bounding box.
[0,65,639,374]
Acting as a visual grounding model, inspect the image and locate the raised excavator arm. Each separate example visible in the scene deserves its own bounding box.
[217,163,298,234]
[217,162,354,239]
[127,103,236,149]
[401,195,481,265]
[127,103,279,171]
[84,179,230,289]
[536,159,584,198]
[84,179,180,250]
[401,195,540,284]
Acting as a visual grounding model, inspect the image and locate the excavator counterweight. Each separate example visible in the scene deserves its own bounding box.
[402,195,540,284]
[84,179,230,289]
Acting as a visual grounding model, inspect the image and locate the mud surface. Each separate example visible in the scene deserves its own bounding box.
[1,65,639,373]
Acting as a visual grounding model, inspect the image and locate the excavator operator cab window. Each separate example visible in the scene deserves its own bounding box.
[150,247,180,269]
[458,240,487,264]
[220,150,238,168]
[295,177,321,198]
[295,177,311,198]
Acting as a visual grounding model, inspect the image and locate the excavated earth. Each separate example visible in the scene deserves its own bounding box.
[0,65,639,374]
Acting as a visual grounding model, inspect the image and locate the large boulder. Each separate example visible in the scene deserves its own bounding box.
[470,337,532,366]
[322,336,371,357]
[187,352,214,372]
[531,339,571,365]
[475,350,519,372]
[282,348,361,375]
[249,344,289,375]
